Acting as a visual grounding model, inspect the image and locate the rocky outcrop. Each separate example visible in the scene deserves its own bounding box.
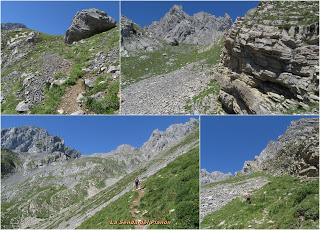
[242,118,319,177]
[1,23,27,30]
[201,169,232,185]
[1,126,80,159]
[121,5,232,56]
[147,5,232,46]
[217,1,319,114]
[121,16,162,56]
[65,8,116,44]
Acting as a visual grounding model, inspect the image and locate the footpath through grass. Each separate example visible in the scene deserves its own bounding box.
[201,175,319,229]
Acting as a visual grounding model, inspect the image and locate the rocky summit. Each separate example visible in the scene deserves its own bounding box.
[65,8,116,44]
[243,118,319,177]
[147,5,232,46]
[1,119,199,229]
[216,1,319,114]
[121,5,232,56]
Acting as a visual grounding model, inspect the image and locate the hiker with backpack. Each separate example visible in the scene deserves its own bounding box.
[134,177,140,190]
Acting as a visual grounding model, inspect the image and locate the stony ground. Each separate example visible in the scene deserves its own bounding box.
[121,61,215,114]
[200,177,269,221]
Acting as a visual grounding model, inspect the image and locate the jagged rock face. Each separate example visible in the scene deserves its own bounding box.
[1,23,27,30]
[1,126,80,158]
[200,169,232,185]
[147,5,232,46]
[121,6,232,56]
[121,16,162,56]
[243,118,319,177]
[97,118,198,170]
[217,1,319,114]
[65,8,116,44]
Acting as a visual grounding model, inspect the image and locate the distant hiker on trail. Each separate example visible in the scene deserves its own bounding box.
[135,177,140,190]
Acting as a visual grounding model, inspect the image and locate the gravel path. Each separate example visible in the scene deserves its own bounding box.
[200,177,269,221]
[121,62,214,114]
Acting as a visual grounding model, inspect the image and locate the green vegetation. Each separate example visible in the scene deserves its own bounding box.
[140,147,199,229]
[1,81,23,114]
[1,149,21,177]
[78,192,135,229]
[122,39,224,85]
[201,176,319,229]
[85,77,120,114]
[30,85,65,114]
[185,79,221,113]
[79,146,199,229]
[285,102,319,115]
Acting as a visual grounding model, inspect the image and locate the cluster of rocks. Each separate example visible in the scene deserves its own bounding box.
[121,61,216,114]
[200,169,232,185]
[65,8,116,44]
[200,177,269,221]
[216,1,319,114]
[121,5,232,56]
[242,118,319,177]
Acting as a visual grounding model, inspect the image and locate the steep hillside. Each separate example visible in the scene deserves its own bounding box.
[200,118,319,228]
[121,5,231,114]
[211,1,319,114]
[79,146,199,229]
[1,119,199,229]
[1,8,119,114]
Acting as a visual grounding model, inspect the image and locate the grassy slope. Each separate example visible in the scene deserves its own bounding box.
[201,175,319,229]
[121,39,224,85]
[79,146,199,229]
[1,27,119,114]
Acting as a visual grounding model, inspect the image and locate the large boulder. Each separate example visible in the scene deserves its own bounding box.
[65,8,116,44]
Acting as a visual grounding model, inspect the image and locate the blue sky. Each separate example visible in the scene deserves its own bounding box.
[201,116,318,174]
[1,115,197,155]
[122,1,259,27]
[1,1,119,35]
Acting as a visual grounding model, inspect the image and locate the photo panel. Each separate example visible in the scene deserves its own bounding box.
[1,115,199,229]
[200,115,319,229]
[1,1,120,115]
[120,0,319,115]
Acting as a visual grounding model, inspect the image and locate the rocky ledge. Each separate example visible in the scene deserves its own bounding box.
[216,1,319,114]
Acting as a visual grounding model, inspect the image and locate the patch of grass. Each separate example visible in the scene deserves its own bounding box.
[185,79,221,113]
[1,80,23,114]
[122,40,224,85]
[85,79,119,114]
[78,192,135,229]
[65,63,85,85]
[201,176,319,229]
[30,85,65,114]
[139,147,199,229]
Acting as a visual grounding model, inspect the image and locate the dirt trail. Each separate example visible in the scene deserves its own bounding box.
[130,188,145,229]
[58,79,85,114]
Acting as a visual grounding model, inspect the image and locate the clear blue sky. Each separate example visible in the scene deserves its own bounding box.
[201,116,318,174]
[1,1,119,35]
[122,1,259,27]
[1,115,197,155]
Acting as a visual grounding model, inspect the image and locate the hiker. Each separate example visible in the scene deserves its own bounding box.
[134,177,140,190]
